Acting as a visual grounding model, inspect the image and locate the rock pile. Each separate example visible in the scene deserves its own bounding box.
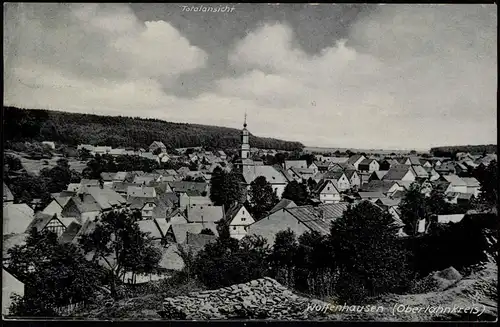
[159,277,331,320]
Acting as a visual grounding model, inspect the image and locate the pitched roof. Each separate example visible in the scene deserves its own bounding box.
[224,203,244,224]
[285,160,308,169]
[357,192,387,199]
[359,158,376,166]
[127,196,157,210]
[272,165,294,182]
[58,221,82,244]
[324,157,349,164]
[113,171,128,181]
[69,194,102,213]
[323,170,346,180]
[411,165,429,178]
[185,232,217,249]
[3,182,14,201]
[3,233,28,259]
[442,174,467,186]
[166,208,187,221]
[376,197,401,207]
[391,190,407,199]
[133,175,159,185]
[347,154,365,165]
[432,180,451,192]
[53,195,73,208]
[85,186,127,209]
[242,165,288,184]
[461,177,480,187]
[383,165,414,181]
[3,203,34,235]
[127,186,156,198]
[112,182,139,193]
[187,205,224,223]
[154,218,171,236]
[150,141,166,148]
[317,202,348,220]
[285,206,331,235]
[268,198,297,215]
[437,214,465,224]
[371,171,388,180]
[339,162,356,171]
[59,217,79,228]
[137,220,164,239]
[344,170,358,179]
[360,180,398,193]
[169,181,208,194]
[171,223,205,243]
[25,212,56,233]
[159,192,179,207]
[100,172,116,182]
[312,179,339,194]
[72,219,97,245]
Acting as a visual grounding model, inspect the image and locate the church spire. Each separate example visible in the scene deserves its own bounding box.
[243,111,247,128]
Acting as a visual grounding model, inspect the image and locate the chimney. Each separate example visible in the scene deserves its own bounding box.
[79,193,84,202]
[318,208,325,221]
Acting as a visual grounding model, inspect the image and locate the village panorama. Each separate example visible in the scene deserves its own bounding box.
[2,3,497,323]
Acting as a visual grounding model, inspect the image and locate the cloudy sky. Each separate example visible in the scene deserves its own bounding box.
[3,3,497,150]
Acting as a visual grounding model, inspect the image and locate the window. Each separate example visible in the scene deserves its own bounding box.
[241,217,246,221]
[327,187,330,191]
[233,226,237,230]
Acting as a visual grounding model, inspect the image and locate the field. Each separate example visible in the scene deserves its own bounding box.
[6,151,88,175]
[303,147,429,155]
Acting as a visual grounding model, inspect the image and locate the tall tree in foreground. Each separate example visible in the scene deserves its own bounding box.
[209,167,243,208]
[330,201,411,302]
[249,176,279,220]
[79,210,162,299]
[282,180,309,205]
[7,229,104,317]
[399,182,429,235]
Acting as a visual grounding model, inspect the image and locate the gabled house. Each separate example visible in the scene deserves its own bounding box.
[3,203,34,235]
[248,204,341,245]
[347,155,366,170]
[166,208,188,225]
[149,141,167,154]
[127,186,157,199]
[179,191,213,210]
[344,170,361,189]
[314,161,333,172]
[169,181,209,196]
[435,161,456,175]
[461,177,481,197]
[360,180,402,196]
[369,170,389,182]
[128,196,170,220]
[100,172,116,187]
[268,198,297,216]
[137,219,168,242]
[287,167,316,182]
[224,203,255,240]
[323,171,350,191]
[284,160,308,170]
[58,221,82,244]
[140,152,160,164]
[357,192,386,202]
[411,165,429,181]
[322,157,349,164]
[186,205,224,226]
[432,180,453,194]
[441,174,468,194]
[311,180,341,204]
[358,159,380,173]
[308,162,319,175]
[419,159,432,168]
[379,159,400,171]
[3,182,14,203]
[42,194,74,217]
[382,165,416,182]
[25,212,67,237]
[242,165,289,198]
[373,199,404,236]
[424,167,440,181]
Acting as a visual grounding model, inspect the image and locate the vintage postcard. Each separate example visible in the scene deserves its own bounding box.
[2,3,497,322]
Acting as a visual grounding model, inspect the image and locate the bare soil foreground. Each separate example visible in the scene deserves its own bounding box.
[71,260,496,321]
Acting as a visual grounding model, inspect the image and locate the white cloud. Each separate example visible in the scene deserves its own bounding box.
[3,4,496,149]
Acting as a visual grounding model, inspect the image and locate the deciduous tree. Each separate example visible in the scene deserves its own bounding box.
[249,176,279,220]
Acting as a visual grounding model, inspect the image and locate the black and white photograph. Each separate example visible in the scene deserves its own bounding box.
[2,2,497,321]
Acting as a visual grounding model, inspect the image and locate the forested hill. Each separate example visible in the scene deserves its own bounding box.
[3,107,304,151]
[430,144,497,157]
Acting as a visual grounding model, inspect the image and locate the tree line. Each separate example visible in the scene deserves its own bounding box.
[3,106,304,152]
[430,144,497,157]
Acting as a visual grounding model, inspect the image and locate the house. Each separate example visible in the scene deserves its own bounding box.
[432,180,453,194]
[268,198,297,216]
[158,233,217,271]
[382,165,416,182]
[373,199,404,235]
[412,165,429,180]
[224,203,255,240]
[284,160,308,170]
[308,162,319,175]
[58,221,83,244]
[42,194,73,217]
[61,187,127,223]
[357,192,386,202]
[400,156,422,166]
[379,159,400,171]
[128,197,170,220]
[358,159,380,173]
[140,152,160,163]
[455,162,469,175]
[77,144,94,152]
[3,182,14,202]
[137,219,168,242]
[179,192,213,210]
[475,154,497,167]
[2,267,25,316]
[242,165,289,198]
[158,153,170,163]
[461,177,481,196]
[92,146,112,156]
[344,170,361,189]
[360,180,402,196]
[169,181,209,196]
[435,161,456,175]
[99,172,116,187]
[322,157,349,164]
[186,205,224,225]
[347,155,366,170]
[287,167,316,182]
[127,186,157,198]
[424,167,441,181]
[323,171,350,191]
[314,161,333,172]
[42,141,56,149]
[311,180,341,204]
[149,141,167,153]
[419,159,432,168]
[166,208,188,225]
[248,204,339,245]
[112,182,140,194]
[25,212,67,237]
[442,175,468,194]
[112,171,128,182]
[108,148,127,156]
[133,174,161,185]
[369,170,389,182]
[166,222,218,244]
[3,203,34,235]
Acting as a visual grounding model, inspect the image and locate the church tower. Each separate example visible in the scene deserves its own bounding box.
[241,113,250,160]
